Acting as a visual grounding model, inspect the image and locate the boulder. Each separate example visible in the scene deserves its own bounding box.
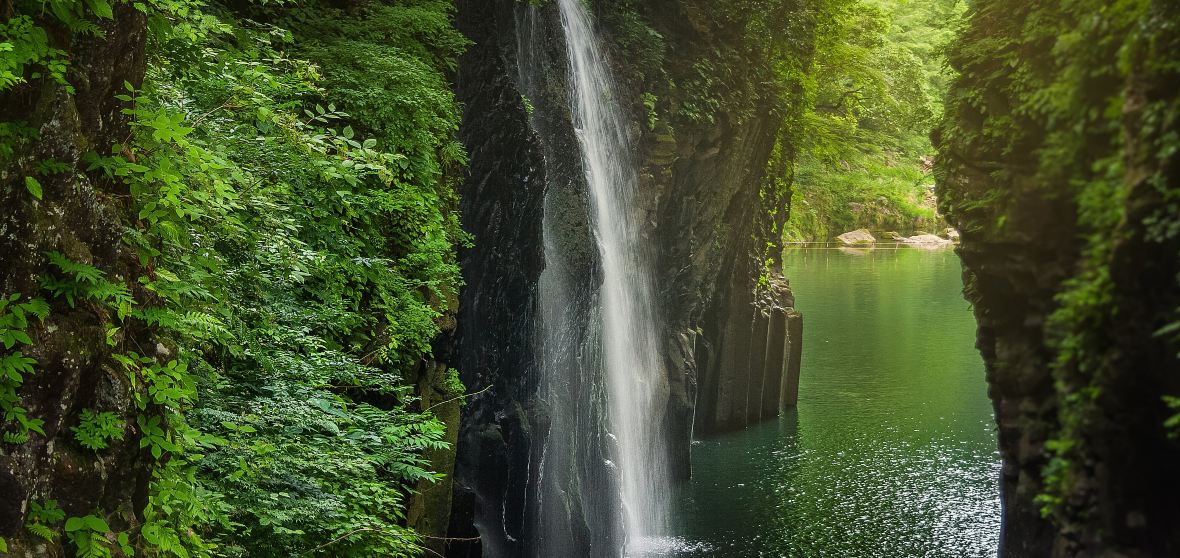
[836,228,876,246]
[901,234,953,248]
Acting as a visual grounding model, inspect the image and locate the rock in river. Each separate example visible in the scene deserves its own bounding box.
[837,228,877,246]
[901,234,953,248]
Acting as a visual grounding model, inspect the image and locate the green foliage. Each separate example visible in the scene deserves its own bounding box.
[4,0,465,554]
[443,367,467,404]
[0,293,48,349]
[0,293,49,444]
[41,252,135,318]
[40,246,214,556]
[24,175,42,199]
[2,0,135,165]
[789,151,939,241]
[641,92,658,131]
[160,5,464,551]
[31,500,67,524]
[0,16,73,93]
[1165,396,1180,439]
[25,500,65,541]
[786,0,963,242]
[64,515,115,558]
[594,0,819,128]
[25,520,58,542]
[938,0,1180,532]
[4,0,471,555]
[72,409,126,451]
[592,0,665,86]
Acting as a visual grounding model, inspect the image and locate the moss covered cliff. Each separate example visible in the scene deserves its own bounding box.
[936,0,1180,554]
[601,0,817,437]
[1,6,153,555]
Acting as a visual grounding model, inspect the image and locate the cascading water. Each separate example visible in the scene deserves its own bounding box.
[455,1,804,556]
[554,0,672,551]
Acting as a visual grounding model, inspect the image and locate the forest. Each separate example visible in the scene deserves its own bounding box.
[0,0,1177,557]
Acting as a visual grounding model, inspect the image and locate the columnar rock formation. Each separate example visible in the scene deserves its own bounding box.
[448,0,815,555]
[695,275,803,435]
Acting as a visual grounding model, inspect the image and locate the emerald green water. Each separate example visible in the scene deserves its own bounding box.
[675,248,1000,557]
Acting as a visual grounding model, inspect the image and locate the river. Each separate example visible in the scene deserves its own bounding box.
[673,247,1001,557]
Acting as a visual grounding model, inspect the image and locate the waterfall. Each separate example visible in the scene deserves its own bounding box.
[555,0,671,551]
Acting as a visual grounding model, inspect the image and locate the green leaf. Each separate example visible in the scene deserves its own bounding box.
[25,176,42,200]
[88,0,114,19]
[64,517,85,532]
[1154,320,1180,338]
[11,330,32,346]
[84,516,109,533]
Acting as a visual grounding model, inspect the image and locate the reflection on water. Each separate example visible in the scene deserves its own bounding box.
[674,248,1000,557]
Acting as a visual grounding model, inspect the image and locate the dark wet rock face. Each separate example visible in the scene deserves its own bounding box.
[447,1,548,555]
[449,0,809,555]
[622,0,808,439]
[0,7,152,555]
[936,1,1180,555]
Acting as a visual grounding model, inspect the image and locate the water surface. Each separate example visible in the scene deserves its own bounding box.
[674,247,1000,557]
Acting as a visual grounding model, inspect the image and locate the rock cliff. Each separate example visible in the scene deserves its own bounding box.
[448,0,815,555]
[936,1,1180,555]
[0,8,152,555]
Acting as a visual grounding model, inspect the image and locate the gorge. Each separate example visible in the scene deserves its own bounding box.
[1,0,1178,557]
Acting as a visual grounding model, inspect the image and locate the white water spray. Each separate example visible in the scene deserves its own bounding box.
[556,0,671,550]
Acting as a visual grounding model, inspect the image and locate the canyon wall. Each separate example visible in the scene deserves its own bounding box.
[448,0,816,555]
[0,9,153,554]
[936,1,1180,555]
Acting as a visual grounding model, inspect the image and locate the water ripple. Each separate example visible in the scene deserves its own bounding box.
[672,249,1000,557]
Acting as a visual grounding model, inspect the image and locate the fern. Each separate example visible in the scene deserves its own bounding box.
[41,252,133,315]
[23,499,65,542]
[64,515,113,558]
[1,294,47,444]
[5,0,469,554]
[46,252,102,283]
[72,409,126,450]
[25,522,56,541]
